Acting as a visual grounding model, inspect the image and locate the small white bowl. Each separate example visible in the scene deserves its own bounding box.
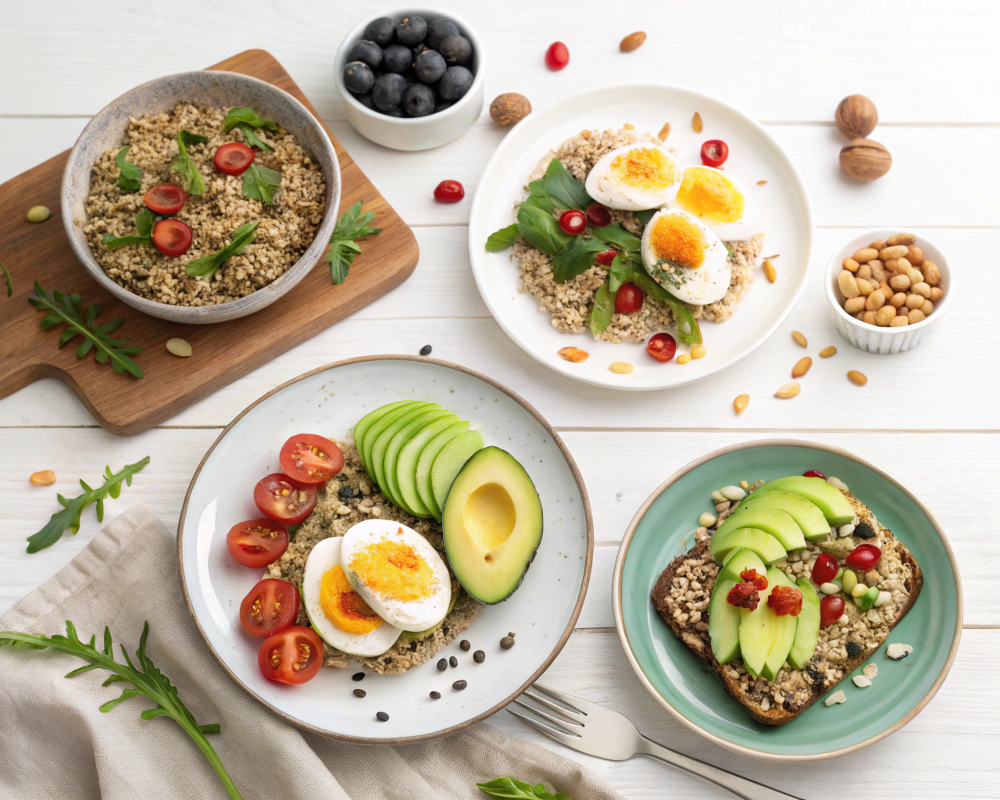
[334,8,485,151]
[826,228,953,354]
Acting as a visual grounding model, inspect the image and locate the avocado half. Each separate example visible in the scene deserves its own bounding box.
[442,447,543,604]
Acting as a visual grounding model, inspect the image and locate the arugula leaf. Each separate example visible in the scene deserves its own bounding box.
[1,263,11,298]
[589,282,615,336]
[591,224,641,253]
[170,130,209,195]
[485,223,519,252]
[607,254,632,292]
[552,236,606,283]
[0,621,243,799]
[25,457,149,552]
[102,209,155,249]
[29,283,145,377]
[544,158,591,211]
[325,201,382,284]
[242,163,282,204]
[224,107,277,132]
[634,208,656,227]
[236,123,273,151]
[516,202,570,257]
[115,146,142,193]
[477,777,569,799]
[136,207,155,237]
[185,222,259,279]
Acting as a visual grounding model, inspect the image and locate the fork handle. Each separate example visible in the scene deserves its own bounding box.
[638,737,807,800]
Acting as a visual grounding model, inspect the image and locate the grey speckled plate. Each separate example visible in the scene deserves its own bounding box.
[61,70,340,324]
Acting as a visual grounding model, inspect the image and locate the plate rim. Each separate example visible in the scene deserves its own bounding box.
[176,354,595,744]
[611,438,963,761]
[467,81,815,392]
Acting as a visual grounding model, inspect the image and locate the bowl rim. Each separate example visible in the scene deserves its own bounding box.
[60,69,341,322]
[825,227,954,335]
[333,6,486,126]
[611,438,963,761]
[176,354,595,745]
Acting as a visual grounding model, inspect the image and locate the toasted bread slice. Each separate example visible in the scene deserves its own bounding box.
[651,489,922,725]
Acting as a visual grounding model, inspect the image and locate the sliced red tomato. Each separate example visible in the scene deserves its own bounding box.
[278,434,344,485]
[226,518,289,568]
[258,625,324,684]
[144,183,187,215]
[152,219,193,257]
[214,142,255,176]
[240,579,300,637]
[253,473,317,524]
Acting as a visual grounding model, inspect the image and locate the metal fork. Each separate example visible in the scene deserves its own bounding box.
[509,684,806,800]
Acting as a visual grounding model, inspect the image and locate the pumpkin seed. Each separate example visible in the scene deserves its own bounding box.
[26,205,51,223]
[166,338,192,358]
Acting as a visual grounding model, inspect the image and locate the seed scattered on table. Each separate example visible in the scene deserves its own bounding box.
[459,639,470,651]
[437,658,447,671]
[698,512,717,528]
[690,345,706,359]
[30,470,56,486]
[692,112,703,133]
[26,205,50,223]
[676,353,691,364]
[847,370,868,386]
[419,344,432,356]
[791,331,808,348]
[429,690,441,699]
[763,259,776,283]
[619,31,646,52]
[792,357,812,378]
[352,672,365,681]
[733,394,749,415]
[353,689,366,698]
[657,122,671,141]
[452,680,467,691]
[500,635,515,650]
[449,656,458,668]
[775,382,801,399]
[376,711,389,721]
[473,650,485,663]
[819,345,837,358]
[757,179,768,185]
[609,361,634,374]
[558,346,588,363]
[166,338,192,358]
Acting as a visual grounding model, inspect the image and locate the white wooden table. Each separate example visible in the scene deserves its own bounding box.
[1,2,998,797]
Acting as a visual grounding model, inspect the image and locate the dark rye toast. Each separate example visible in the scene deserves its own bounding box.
[651,489,922,725]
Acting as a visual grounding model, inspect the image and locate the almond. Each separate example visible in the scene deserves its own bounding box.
[619,31,646,52]
[692,112,703,133]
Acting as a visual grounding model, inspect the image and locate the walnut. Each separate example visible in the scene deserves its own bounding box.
[490,93,532,126]
[835,94,878,139]
[840,139,892,181]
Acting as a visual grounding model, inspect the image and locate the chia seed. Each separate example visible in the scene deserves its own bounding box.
[452,680,467,691]
[376,711,389,721]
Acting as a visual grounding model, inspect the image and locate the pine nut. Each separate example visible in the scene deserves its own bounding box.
[838,271,860,299]
[792,330,808,347]
[852,248,878,263]
[764,259,777,282]
[775,382,801,399]
[843,257,860,273]
[848,370,868,386]
[691,344,707,359]
[677,353,691,364]
[856,277,874,296]
[906,245,924,266]
[30,470,56,486]
[733,394,749,414]
[921,299,933,315]
[865,291,885,312]
[657,122,671,141]
[930,286,943,302]
[166,338,192,357]
[558,346,589,363]
[879,245,909,260]
[792,357,812,378]
[609,361,633,374]
[875,305,895,326]
[819,345,837,358]
[886,232,916,246]
[845,297,866,314]
[890,292,906,308]
[889,315,909,327]
[907,309,926,324]
[912,282,931,298]
[922,261,941,286]
[692,112,703,132]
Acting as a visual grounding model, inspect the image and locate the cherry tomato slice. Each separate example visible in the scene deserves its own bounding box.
[253,473,317,524]
[647,332,677,362]
[214,142,255,176]
[433,180,465,203]
[811,553,838,584]
[152,219,193,257]
[585,202,611,228]
[615,282,644,314]
[595,248,618,266]
[845,543,882,572]
[558,208,586,235]
[227,518,289,568]
[820,594,845,626]
[144,183,187,215]
[700,139,729,168]
[240,579,300,637]
[257,626,323,684]
[803,469,827,480]
[545,41,569,70]
[278,434,344,485]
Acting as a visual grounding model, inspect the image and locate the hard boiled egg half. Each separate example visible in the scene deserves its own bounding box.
[666,166,761,241]
[640,209,732,305]
[584,143,683,211]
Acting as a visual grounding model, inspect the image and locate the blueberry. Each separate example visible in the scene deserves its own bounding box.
[404,84,435,117]
[343,61,375,94]
[438,34,473,66]
[414,50,447,84]
[395,15,428,47]
[438,66,474,101]
[382,44,412,74]
[364,16,395,48]
[372,73,407,112]
[347,39,383,70]
[354,91,375,109]
[426,18,460,50]
[383,107,407,118]
[434,101,453,113]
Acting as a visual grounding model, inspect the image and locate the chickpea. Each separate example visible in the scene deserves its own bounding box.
[912,282,931,298]
[857,263,873,280]
[865,290,885,311]
[875,305,896,326]
[887,232,916,246]
[930,286,944,302]
[907,245,924,266]
[889,315,910,327]
[845,296,867,314]
[852,248,878,263]
[921,299,934,315]
[863,310,876,325]
[856,277,874,296]
[880,245,909,260]
[907,269,924,286]
[890,292,907,308]
[884,258,900,272]
[905,294,925,310]
[869,239,887,251]
[843,257,860,273]
[838,270,860,298]
[908,309,926,324]
[922,261,941,286]
[896,257,912,272]
[889,273,911,291]
[879,281,893,298]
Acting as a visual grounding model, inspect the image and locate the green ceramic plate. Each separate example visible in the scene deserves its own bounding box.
[612,440,962,760]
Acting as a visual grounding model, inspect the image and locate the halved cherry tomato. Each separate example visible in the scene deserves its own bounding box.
[433,180,465,203]
[226,518,289,568]
[257,625,323,684]
[240,579,300,637]
[700,139,729,168]
[558,208,586,235]
[253,473,317,524]
[820,594,845,626]
[615,282,644,314]
[144,183,187,215]
[585,202,611,228]
[811,553,838,584]
[278,434,344,485]
[803,469,827,480]
[214,142,255,176]
[595,248,618,266]
[647,332,677,362]
[845,543,881,572]
[152,219,193,257]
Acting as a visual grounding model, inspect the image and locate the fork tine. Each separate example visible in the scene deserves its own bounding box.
[506,707,582,746]
[513,696,584,730]
[530,682,593,716]
[522,688,586,723]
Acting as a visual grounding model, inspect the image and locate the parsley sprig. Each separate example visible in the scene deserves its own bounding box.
[171,129,209,195]
[29,283,145,378]
[185,221,258,278]
[26,457,149,553]
[325,201,382,284]
[477,777,569,799]
[115,146,142,193]
[0,620,242,799]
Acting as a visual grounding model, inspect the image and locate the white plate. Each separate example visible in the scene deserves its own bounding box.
[177,356,593,743]
[469,83,813,391]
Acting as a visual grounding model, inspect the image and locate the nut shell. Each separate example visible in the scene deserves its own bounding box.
[836,94,878,139]
[840,138,892,181]
[489,93,531,126]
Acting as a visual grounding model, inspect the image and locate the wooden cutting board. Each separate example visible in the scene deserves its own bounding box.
[0,49,418,435]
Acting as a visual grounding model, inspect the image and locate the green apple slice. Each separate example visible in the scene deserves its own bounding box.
[752,476,855,527]
[715,506,806,552]
[708,580,741,664]
[788,578,821,669]
[739,489,831,542]
[710,527,787,565]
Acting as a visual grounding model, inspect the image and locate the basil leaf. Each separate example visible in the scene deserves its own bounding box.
[185,221,258,278]
[590,282,615,336]
[170,130,208,195]
[552,236,606,283]
[544,158,591,210]
[236,122,273,152]
[526,179,555,214]
[135,208,155,237]
[485,224,519,252]
[476,777,569,799]
[325,201,382,284]
[103,234,151,249]
[516,202,570,257]
[635,208,656,227]
[327,240,361,284]
[592,223,641,253]
[224,107,277,132]
[242,163,282,204]
[607,254,633,292]
[115,146,142,193]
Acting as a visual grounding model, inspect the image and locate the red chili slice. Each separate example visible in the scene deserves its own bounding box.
[767,585,803,617]
[214,142,255,176]
[144,183,187,215]
[558,208,586,235]
[700,139,729,168]
[646,332,676,363]
[152,219,193,257]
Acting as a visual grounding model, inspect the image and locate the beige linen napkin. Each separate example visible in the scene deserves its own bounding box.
[0,504,623,800]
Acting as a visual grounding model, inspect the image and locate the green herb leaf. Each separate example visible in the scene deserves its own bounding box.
[324,201,382,284]
[170,130,209,195]
[242,163,282,204]
[552,236,606,283]
[0,621,243,799]
[1,263,11,298]
[102,209,155,249]
[477,777,569,799]
[135,207,155,237]
[590,281,615,336]
[224,107,277,132]
[29,283,145,377]
[516,202,570,257]
[724,242,736,262]
[115,146,142,193]
[526,179,556,214]
[235,122,273,152]
[624,270,702,345]
[485,223,520,252]
[634,208,656,227]
[591,224,641,253]
[607,254,632,293]
[185,221,259,279]
[544,158,591,211]
[25,457,149,553]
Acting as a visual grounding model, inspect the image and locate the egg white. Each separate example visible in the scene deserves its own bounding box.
[640,209,732,305]
[666,166,761,241]
[584,143,683,211]
[301,536,402,657]
[341,520,451,633]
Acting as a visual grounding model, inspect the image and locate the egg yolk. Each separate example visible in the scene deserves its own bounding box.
[650,213,706,269]
[610,146,678,190]
[675,167,745,223]
[348,535,436,602]
[321,565,383,634]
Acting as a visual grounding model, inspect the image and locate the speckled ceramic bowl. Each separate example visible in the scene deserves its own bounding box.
[61,70,340,324]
